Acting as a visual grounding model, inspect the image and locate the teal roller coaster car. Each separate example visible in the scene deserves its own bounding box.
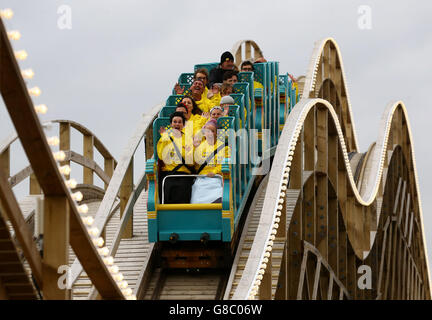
[145,61,299,246]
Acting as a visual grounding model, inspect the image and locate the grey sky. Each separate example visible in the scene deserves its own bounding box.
[1,1,432,270]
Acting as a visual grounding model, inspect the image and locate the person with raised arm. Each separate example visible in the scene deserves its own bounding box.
[157,112,195,203]
[190,120,231,204]
[175,97,209,136]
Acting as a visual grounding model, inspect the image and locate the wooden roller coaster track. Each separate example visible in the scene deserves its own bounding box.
[232,38,431,300]
[0,11,429,300]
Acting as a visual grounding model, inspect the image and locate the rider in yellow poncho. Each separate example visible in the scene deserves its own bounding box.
[189,120,231,204]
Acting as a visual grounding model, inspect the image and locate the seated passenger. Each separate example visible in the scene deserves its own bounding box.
[157,112,195,204]
[206,83,222,106]
[174,103,188,115]
[209,106,227,121]
[209,51,235,87]
[219,95,235,116]
[176,97,209,135]
[189,80,215,113]
[220,83,233,97]
[288,73,299,103]
[190,120,230,204]
[220,95,247,127]
[240,60,264,91]
[222,70,238,85]
[174,68,210,99]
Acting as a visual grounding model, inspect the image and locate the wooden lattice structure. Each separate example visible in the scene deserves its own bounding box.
[231,38,431,300]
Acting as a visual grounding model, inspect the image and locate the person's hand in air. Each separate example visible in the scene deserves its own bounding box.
[288,73,297,83]
[174,82,185,95]
[193,135,201,147]
[207,83,221,99]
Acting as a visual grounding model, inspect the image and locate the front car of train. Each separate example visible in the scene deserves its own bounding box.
[145,59,299,268]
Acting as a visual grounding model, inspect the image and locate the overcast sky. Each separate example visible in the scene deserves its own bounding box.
[1,1,432,272]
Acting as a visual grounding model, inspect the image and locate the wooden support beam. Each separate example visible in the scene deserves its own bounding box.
[327,273,334,299]
[363,244,375,299]
[287,202,302,299]
[399,231,406,299]
[316,106,328,260]
[328,180,338,274]
[83,135,94,185]
[245,41,252,60]
[311,258,322,300]
[104,158,115,190]
[101,157,115,242]
[338,214,348,289]
[287,136,303,299]
[406,257,411,299]
[29,173,41,195]
[329,45,336,80]
[120,160,134,239]
[358,204,369,255]
[303,177,315,247]
[0,147,10,178]
[59,122,71,180]
[327,116,339,275]
[305,252,316,299]
[259,253,272,300]
[346,246,357,299]
[303,107,315,171]
[235,45,242,66]
[383,222,393,299]
[319,268,330,300]
[296,249,308,299]
[43,196,71,299]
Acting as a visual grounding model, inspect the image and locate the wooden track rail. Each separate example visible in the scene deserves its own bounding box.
[0,17,123,299]
[231,38,430,300]
[232,40,264,67]
[1,120,117,193]
[232,97,430,300]
[304,39,358,152]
